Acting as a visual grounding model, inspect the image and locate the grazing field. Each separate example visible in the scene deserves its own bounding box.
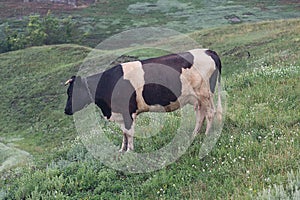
[0,17,299,199]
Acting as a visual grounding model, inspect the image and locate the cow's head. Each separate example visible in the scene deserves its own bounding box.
[64,76,92,115]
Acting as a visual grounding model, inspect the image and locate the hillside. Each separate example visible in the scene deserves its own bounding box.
[0,19,299,199]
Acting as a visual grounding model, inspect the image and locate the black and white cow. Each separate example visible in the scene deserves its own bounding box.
[64,49,222,152]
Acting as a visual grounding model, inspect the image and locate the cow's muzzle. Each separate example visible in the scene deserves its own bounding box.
[64,109,73,115]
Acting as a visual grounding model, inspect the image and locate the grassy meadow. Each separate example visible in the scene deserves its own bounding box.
[0,0,299,199]
[0,18,299,199]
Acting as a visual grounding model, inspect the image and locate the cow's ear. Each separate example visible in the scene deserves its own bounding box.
[65,76,76,86]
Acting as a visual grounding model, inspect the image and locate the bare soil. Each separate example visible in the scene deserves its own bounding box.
[0,0,92,18]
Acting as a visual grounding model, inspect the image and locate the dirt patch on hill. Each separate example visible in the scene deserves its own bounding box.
[0,0,92,18]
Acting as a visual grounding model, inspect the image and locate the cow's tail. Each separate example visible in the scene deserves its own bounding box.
[205,50,223,122]
[216,73,222,122]
[207,50,223,122]
[215,54,222,123]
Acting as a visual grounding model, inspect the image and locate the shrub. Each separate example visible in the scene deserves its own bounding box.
[0,11,81,53]
[26,15,48,46]
[42,11,77,45]
[256,169,300,199]
[0,25,26,53]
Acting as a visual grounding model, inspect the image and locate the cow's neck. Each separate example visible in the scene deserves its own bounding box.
[83,77,95,103]
[85,73,102,103]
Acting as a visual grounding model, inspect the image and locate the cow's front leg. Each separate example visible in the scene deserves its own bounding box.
[119,133,128,152]
[119,113,136,152]
[125,125,135,152]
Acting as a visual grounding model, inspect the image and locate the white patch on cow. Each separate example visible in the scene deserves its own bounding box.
[176,49,216,106]
[121,61,149,113]
[178,68,199,106]
[175,49,215,108]
[188,49,216,81]
[122,61,144,89]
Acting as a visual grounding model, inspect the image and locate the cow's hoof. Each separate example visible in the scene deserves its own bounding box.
[192,131,198,138]
[119,149,126,153]
[126,148,133,153]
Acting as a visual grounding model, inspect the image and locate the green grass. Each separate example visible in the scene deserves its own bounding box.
[0,44,91,154]
[0,19,299,199]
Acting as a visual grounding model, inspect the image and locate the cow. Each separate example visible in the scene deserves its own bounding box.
[64,49,222,152]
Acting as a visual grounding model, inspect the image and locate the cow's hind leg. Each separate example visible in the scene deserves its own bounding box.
[192,102,206,138]
[204,93,216,135]
[205,110,214,135]
[119,133,128,152]
[193,86,216,137]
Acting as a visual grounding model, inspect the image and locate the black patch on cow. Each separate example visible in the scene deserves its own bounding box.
[143,83,178,106]
[209,69,218,93]
[95,65,138,130]
[141,52,194,106]
[141,52,194,73]
[205,50,222,82]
